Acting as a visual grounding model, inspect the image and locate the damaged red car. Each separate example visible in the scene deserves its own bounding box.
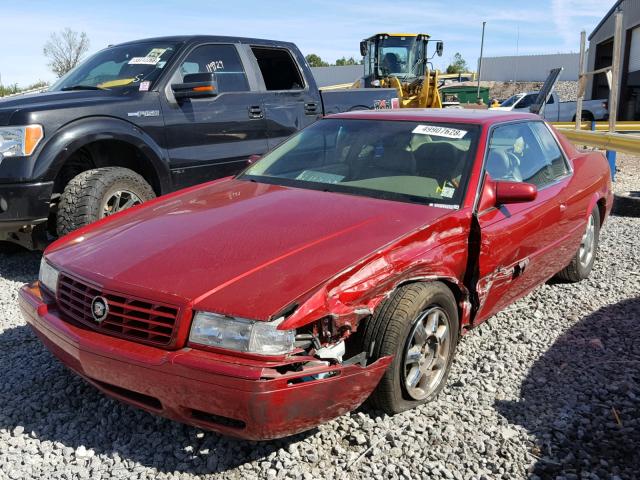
[20,110,612,440]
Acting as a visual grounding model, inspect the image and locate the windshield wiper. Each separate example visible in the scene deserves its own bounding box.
[60,85,108,91]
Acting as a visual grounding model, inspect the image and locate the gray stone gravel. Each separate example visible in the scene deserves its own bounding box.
[0,154,638,480]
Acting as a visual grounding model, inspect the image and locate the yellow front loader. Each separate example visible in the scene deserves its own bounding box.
[355,33,444,109]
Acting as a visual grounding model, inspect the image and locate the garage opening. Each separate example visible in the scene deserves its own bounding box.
[251,47,305,90]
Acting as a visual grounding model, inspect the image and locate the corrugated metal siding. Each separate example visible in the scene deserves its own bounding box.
[586,0,640,98]
[310,65,363,87]
[480,54,580,82]
[629,26,640,71]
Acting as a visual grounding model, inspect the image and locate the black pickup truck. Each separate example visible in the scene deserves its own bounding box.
[0,35,397,248]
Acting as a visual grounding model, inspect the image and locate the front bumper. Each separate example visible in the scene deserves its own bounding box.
[19,284,391,440]
[0,181,52,231]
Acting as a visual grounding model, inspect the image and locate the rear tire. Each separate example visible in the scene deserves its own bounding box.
[555,206,600,282]
[56,167,155,236]
[362,282,459,414]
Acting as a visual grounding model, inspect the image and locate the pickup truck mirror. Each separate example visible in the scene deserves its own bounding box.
[360,41,368,57]
[495,180,537,205]
[172,73,218,100]
[435,41,444,57]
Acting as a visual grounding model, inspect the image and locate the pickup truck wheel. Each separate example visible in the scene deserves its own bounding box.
[57,167,155,236]
[555,206,600,282]
[363,282,459,414]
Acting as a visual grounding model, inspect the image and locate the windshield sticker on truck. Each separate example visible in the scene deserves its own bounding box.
[206,61,225,72]
[412,125,468,139]
[146,48,167,60]
[128,56,161,65]
[138,81,151,92]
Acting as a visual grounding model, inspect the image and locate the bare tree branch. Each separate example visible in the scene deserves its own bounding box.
[43,28,90,77]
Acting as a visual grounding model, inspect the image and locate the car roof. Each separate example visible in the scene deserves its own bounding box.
[328,108,542,125]
[114,35,296,48]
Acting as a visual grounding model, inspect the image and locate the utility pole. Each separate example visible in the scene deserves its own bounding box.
[575,30,586,130]
[477,21,486,101]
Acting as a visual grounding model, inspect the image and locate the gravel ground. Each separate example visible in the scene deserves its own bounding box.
[0,154,638,480]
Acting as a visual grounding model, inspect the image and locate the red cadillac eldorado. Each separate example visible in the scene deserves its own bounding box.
[19,109,613,440]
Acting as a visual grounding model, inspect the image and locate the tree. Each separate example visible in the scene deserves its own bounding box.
[335,56,360,66]
[305,54,329,67]
[43,28,90,77]
[446,52,468,74]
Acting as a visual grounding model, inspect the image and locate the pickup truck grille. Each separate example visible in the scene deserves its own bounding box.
[56,273,180,347]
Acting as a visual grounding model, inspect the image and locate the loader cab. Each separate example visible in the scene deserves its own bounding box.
[360,33,441,87]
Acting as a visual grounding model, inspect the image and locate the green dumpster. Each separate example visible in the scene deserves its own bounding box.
[440,85,490,105]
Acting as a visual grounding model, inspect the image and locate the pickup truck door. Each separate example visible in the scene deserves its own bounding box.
[474,121,574,322]
[160,43,269,189]
[248,46,322,149]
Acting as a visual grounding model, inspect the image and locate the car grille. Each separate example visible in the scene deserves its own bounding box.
[56,273,180,347]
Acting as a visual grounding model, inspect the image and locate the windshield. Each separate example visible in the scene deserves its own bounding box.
[373,36,425,79]
[239,118,480,207]
[50,41,179,91]
[500,94,524,108]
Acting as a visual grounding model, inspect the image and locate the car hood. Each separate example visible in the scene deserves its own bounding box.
[0,90,132,125]
[47,178,449,320]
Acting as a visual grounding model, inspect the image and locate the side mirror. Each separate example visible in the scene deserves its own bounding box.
[495,180,537,205]
[436,41,444,57]
[171,72,218,100]
[360,41,368,57]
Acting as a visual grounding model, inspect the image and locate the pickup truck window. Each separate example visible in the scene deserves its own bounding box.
[515,94,535,109]
[486,122,568,187]
[240,119,480,206]
[50,41,178,91]
[251,47,305,90]
[179,44,249,92]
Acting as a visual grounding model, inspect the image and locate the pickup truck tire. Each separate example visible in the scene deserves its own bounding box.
[572,111,594,122]
[363,282,458,414]
[57,167,155,236]
[612,191,640,217]
[555,206,600,282]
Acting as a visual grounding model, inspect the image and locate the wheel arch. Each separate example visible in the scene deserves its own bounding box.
[34,117,172,196]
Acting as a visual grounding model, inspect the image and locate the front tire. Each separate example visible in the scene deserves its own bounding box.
[363,282,459,414]
[56,167,155,236]
[555,206,600,282]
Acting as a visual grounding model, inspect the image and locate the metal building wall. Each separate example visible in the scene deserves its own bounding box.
[586,0,640,100]
[480,53,580,82]
[310,65,363,87]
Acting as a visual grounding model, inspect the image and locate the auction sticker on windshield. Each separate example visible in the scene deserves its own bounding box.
[412,125,467,139]
[128,56,161,65]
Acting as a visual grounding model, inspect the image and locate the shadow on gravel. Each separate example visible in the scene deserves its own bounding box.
[0,324,313,475]
[0,243,41,283]
[496,297,640,479]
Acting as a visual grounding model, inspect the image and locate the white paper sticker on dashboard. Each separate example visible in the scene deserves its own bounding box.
[412,125,467,139]
[128,56,160,65]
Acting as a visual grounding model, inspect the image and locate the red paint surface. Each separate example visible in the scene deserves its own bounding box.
[23,110,613,439]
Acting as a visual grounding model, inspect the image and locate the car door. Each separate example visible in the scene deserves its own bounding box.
[249,46,322,149]
[474,121,574,322]
[161,43,269,189]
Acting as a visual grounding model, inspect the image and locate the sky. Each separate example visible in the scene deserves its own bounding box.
[0,0,615,87]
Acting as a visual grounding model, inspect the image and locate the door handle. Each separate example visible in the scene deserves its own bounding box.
[304,102,318,115]
[248,105,263,119]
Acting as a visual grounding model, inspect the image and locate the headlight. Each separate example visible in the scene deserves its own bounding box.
[189,312,295,355]
[38,258,60,295]
[0,125,44,157]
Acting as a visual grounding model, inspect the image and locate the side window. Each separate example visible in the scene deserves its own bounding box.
[179,45,249,93]
[547,94,555,104]
[529,122,570,179]
[515,94,535,109]
[486,122,569,188]
[251,47,305,90]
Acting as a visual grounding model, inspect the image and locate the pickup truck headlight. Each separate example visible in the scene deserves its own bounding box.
[189,312,295,355]
[0,125,44,157]
[38,258,60,295]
